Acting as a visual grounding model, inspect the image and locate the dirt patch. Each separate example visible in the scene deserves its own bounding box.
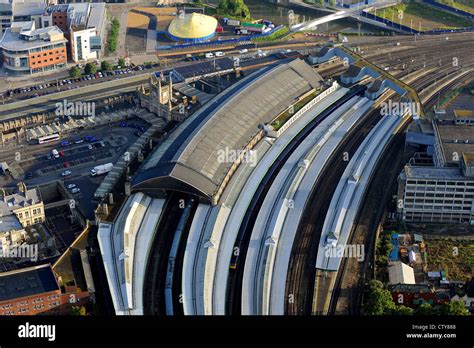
[128,11,150,29]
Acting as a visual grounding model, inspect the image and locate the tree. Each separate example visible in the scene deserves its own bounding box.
[363,280,397,315]
[101,61,113,71]
[118,57,126,67]
[193,0,203,5]
[415,303,438,315]
[217,0,250,19]
[85,63,97,75]
[69,66,81,78]
[440,301,470,315]
[108,17,120,53]
[389,305,414,315]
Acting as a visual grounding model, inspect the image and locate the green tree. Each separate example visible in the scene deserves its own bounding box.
[69,66,81,78]
[85,63,97,75]
[101,61,113,71]
[439,301,470,315]
[329,0,336,6]
[217,0,250,19]
[389,305,414,315]
[363,280,397,315]
[108,17,120,53]
[193,0,203,5]
[415,303,438,315]
[118,57,126,67]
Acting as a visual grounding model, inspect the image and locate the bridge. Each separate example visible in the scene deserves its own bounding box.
[289,0,399,32]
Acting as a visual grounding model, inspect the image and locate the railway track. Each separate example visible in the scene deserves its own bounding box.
[284,45,474,315]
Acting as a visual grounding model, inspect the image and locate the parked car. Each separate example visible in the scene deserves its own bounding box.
[61,170,72,177]
[63,161,71,168]
[71,187,81,194]
[67,183,76,189]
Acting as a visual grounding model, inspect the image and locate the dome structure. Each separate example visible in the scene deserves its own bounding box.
[167,13,218,43]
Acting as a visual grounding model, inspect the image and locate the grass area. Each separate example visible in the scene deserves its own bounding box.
[372,2,473,31]
[437,0,474,14]
[271,89,319,130]
[425,239,474,281]
[252,26,289,42]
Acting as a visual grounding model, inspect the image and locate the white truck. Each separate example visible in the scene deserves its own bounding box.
[90,162,113,177]
[52,149,60,158]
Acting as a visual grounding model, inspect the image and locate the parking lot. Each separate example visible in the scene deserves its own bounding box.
[1,65,152,103]
[1,118,150,219]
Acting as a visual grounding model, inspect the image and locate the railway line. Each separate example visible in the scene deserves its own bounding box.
[311,68,474,316]
[284,46,474,315]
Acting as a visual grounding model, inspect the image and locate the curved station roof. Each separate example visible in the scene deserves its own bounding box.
[168,13,217,42]
[132,59,323,204]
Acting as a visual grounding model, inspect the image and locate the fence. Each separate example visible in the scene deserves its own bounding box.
[362,9,474,34]
[422,0,474,19]
[158,25,286,51]
[275,81,340,137]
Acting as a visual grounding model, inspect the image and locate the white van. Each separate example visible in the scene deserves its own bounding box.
[215,51,225,57]
[205,52,214,59]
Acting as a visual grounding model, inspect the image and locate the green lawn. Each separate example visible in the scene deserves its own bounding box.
[437,0,474,14]
[373,2,473,31]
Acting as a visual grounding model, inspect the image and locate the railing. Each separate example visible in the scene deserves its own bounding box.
[273,81,340,137]
[158,25,286,50]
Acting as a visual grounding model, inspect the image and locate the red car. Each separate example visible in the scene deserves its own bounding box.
[63,161,71,168]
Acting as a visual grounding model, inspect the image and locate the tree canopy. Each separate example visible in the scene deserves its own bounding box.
[217,0,250,19]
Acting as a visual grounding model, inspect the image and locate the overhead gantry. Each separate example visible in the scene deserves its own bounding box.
[313,46,425,119]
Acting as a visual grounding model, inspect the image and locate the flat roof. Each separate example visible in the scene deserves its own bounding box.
[13,1,46,17]
[88,3,105,33]
[435,122,474,165]
[404,165,474,181]
[0,264,59,302]
[133,59,322,201]
[0,214,22,233]
[0,25,66,51]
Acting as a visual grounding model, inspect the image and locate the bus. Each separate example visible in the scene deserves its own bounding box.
[38,134,60,144]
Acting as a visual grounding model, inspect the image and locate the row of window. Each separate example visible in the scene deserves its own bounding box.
[17,208,42,220]
[406,180,474,186]
[30,50,65,59]
[1,299,61,315]
[404,205,472,211]
[31,56,65,65]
